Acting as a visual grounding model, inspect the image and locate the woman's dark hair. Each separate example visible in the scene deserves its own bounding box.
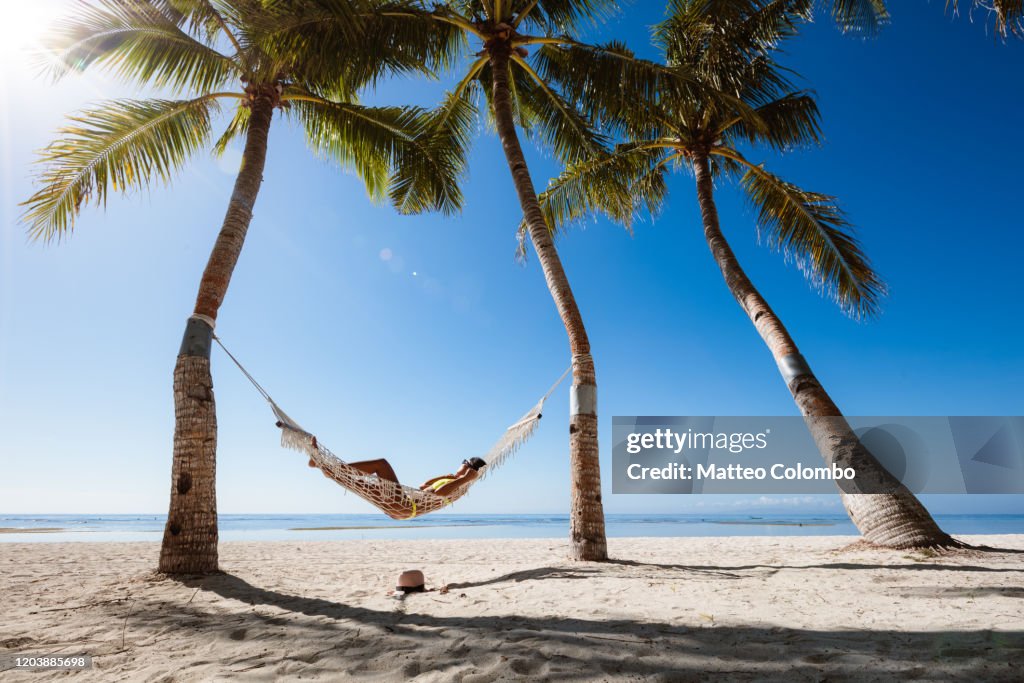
[463,457,487,471]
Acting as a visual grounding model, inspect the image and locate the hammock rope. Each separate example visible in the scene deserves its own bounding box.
[212,333,570,520]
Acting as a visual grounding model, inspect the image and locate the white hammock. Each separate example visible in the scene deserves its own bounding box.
[214,334,569,520]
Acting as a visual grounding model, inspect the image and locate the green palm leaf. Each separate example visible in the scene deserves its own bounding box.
[829,0,890,35]
[516,142,671,259]
[22,97,219,242]
[287,92,467,214]
[514,0,620,32]
[289,95,406,201]
[254,0,464,92]
[158,0,241,44]
[510,54,608,164]
[655,0,811,93]
[391,65,482,214]
[539,143,669,231]
[724,90,822,150]
[536,39,760,142]
[45,0,238,92]
[534,42,679,139]
[722,151,885,317]
[211,105,250,157]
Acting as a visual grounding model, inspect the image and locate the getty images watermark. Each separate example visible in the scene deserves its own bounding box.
[612,416,1024,494]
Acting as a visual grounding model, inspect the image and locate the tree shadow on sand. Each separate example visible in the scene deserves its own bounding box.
[607,558,1024,575]
[446,563,745,589]
[112,571,1024,681]
[436,556,1023,591]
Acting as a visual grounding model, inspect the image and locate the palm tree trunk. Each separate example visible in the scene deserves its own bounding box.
[692,154,953,549]
[489,47,607,561]
[158,92,275,573]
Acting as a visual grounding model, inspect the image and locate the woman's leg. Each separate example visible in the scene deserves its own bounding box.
[347,458,400,483]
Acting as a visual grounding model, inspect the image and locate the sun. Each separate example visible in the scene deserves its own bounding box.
[0,3,61,65]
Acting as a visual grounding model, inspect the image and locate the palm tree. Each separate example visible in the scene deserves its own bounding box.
[22,0,463,573]
[345,0,638,561]
[534,0,957,548]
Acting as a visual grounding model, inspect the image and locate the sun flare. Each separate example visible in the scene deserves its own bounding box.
[0,4,60,64]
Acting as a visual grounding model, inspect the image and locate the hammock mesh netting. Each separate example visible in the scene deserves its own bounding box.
[212,330,569,520]
[270,398,549,520]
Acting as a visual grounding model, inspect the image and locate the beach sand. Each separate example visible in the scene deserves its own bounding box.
[1,535,1022,681]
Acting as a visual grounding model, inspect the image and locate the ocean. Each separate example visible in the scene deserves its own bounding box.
[1,513,1022,543]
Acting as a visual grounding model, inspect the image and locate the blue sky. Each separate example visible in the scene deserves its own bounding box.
[1,1,1022,516]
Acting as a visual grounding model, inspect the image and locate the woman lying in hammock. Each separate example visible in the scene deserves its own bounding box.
[308,455,487,518]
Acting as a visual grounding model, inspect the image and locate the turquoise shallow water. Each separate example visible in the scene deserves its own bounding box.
[1,513,1022,543]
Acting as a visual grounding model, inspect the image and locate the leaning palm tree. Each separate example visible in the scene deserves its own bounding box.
[22,0,462,573]
[332,0,634,561]
[427,0,616,561]
[535,0,956,548]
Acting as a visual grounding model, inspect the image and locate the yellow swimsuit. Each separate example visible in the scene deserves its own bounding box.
[404,478,456,520]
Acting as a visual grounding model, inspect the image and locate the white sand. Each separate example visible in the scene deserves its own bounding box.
[1,535,1022,681]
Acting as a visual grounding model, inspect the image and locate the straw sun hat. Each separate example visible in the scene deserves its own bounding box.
[396,569,426,593]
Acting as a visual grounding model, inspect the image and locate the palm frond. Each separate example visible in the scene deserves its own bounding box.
[44,0,238,92]
[212,105,250,156]
[256,0,464,94]
[288,93,467,214]
[288,96,404,202]
[990,0,1024,36]
[737,0,812,46]
[655,0,811,91]
[829,0,890,35]
[363,1,467,74]
[723,90,822,150]
[731,53,800,105]
[541,142,669,231]
[947,0,1024,37]
[536,39,758,142]
[534,41,676,138]
[22,96,220,242]
[510,54,607,164]
[390,61,483,214]
[659,0,811,60]
[513,0,620,33]
[720,149,885,318]
[161,0,242,46]
[516,141,671,260]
